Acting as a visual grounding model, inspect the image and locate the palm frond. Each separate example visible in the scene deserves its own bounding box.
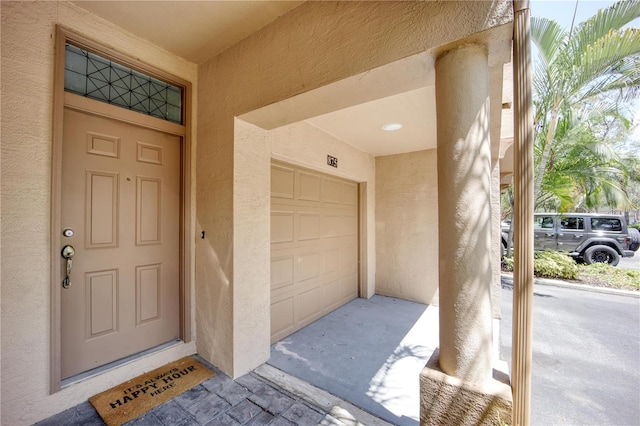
[569,0,640,57]
[532,17,567,66]
[570,28,640,101]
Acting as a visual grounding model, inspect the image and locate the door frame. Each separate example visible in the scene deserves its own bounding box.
[50,26,192,393]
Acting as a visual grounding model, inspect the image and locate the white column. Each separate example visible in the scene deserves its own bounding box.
[436,43,493,384]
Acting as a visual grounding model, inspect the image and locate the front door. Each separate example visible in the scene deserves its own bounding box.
[60,107,180,378]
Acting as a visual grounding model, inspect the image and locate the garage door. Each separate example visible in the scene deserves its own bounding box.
[270,160,359,343]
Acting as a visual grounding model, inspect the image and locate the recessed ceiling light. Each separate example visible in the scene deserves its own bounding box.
[382,123,403,131]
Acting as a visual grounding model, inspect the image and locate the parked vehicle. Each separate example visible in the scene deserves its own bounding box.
[502,213,639,266]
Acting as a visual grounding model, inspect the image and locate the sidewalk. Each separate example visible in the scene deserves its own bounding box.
[500,272,640,298]
[36,356,392,426]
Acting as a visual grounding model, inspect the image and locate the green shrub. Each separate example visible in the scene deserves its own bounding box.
[534,250,579,279]
[630,223,640,230]
[502,250,578,280]
[502,257,514,272]
[581,262,614,276]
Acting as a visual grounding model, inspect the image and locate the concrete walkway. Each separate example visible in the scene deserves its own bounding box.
[269,296,440,426]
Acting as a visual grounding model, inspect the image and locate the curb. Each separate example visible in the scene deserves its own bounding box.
[501,273,640,299]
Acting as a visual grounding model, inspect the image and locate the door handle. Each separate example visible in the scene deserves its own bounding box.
[545,233,555,237]
[61,245,75,289]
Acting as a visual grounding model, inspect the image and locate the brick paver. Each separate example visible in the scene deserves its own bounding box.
[35,356,343,426]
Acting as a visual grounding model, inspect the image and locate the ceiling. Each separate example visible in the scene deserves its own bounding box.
[72,1,305,64]
[306,86,437,157]
[70,1,463,158]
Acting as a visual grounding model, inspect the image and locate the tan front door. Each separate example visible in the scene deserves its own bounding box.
[270,161,359,343]
[60,108,180,378]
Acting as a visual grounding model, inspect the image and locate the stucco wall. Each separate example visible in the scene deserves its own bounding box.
[0,2,198,424]
[375,150,439,305]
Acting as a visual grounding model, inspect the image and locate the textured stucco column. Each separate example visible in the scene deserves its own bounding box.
[420,42,512,426]
[436,44,493,383]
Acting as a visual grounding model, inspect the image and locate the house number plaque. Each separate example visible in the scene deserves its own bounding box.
[327,155,338,168]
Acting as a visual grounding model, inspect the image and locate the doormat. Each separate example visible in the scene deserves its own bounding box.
[89,356,214,426]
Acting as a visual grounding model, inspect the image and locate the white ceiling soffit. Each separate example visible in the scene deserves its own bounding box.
[72,1,304,64]
[306,86,437,158]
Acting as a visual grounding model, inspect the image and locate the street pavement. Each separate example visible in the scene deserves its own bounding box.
[619,252,640,271]
[500,279,640,425]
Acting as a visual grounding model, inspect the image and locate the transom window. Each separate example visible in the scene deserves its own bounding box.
[64,43,183,124]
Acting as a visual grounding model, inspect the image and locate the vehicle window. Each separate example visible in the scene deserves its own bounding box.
[560,217,584,230]
[534,216,554,229]
[590,218,622,232]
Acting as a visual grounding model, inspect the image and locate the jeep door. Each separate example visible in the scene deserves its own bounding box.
[533,215,557,250]
[557,216,585,252]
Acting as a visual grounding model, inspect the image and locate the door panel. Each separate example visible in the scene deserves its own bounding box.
[270,161,358,343]
[85,171,119,247]
[61,108,180,378]
[85,269,118,338]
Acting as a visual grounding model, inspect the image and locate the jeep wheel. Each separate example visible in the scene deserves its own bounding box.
[629,228,640,252]
[584,245,620,266]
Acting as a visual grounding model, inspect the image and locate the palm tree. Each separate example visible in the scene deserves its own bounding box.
[532,0,640,209]
[537,100,634,211]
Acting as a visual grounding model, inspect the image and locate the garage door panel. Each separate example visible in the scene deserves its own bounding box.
[343,182,358,205]
[271,255,294,291]
[324,249,340,274]
[344,215,357,236]
[271,165,295,199]
[322,214,343,238]
[299,213,321,241]
[323,178,343,204]
[340,243,358,273]
[271,211,294,243]
[342,274,358,301]
[324,279,343,311]
[297,251,321,282]
[271,160,358,342]
[271,297,295,338]
[298,171,322,202]
[297,285,323,324]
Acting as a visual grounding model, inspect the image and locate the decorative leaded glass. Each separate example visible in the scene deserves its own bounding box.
[64,43,183,124]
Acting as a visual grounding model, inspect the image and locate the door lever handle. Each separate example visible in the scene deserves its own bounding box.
[66,258,73,277]
[61,245,75,289]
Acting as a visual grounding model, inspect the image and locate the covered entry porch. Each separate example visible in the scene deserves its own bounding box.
[1,1,537,424]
